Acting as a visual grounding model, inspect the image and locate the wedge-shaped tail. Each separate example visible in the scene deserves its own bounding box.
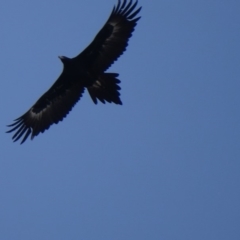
[88,73,122,105]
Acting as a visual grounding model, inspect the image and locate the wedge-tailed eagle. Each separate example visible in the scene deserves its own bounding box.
[7,0,141,144]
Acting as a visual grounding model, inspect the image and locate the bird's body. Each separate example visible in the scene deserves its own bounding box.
[7,0,141,143]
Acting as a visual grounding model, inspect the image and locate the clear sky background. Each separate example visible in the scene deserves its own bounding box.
[0,0,240,239]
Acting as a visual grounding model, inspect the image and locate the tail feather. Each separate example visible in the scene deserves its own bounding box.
[87,73,122,105]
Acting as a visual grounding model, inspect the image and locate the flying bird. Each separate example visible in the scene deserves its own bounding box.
[7,0,141,144]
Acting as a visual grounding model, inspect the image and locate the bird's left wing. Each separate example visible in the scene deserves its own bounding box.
[74,0,141,72]
[7,74,84,144]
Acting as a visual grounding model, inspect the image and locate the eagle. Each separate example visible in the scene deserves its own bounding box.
[7,0,141,144]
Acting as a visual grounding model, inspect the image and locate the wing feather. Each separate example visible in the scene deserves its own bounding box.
[7,74,84,144]
[74,0,141,72]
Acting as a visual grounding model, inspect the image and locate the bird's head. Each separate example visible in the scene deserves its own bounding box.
[58,56,71,64]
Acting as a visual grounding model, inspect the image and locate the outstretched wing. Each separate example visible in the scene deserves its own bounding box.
[74,0,141,72]
[7,74,84,144]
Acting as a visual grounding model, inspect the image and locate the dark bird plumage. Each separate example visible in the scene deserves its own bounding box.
[7,0,141,144]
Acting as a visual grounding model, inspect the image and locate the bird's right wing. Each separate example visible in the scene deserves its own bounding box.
[7,73,84,144]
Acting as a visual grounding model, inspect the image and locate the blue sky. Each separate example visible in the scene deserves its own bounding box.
[1,0,240,239]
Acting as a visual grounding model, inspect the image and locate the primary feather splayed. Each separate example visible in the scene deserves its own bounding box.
[7,0,141,144]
